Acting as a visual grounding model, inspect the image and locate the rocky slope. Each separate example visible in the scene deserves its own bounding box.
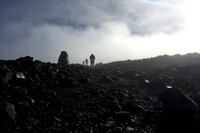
[102,53,200,72]
[1,56,200,133]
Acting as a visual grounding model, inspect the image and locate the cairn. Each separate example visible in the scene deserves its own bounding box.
[58,51,69,66]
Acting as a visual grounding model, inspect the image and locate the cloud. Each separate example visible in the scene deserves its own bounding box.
[0,0,184,34]
[0,0,188,63]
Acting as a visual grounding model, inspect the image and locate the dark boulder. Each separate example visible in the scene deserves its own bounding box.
[115,111,130,122]
[157,88,198,132]
[9,72,28,87]
[157,88,197,117]
[16,56,33,65]
[60,78,78,88]
[123,102,146,114]
[110,99,121,111]
[16,101,30,119]
[100,76,114,84]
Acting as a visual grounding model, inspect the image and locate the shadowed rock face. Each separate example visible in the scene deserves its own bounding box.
[157,88,198,132]
[157,89,197,115]
[58,51,69,66]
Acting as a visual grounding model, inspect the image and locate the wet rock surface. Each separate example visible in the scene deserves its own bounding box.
[1,57,200,132]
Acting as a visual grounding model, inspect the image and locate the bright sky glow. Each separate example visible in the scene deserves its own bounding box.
[135,0,178,8]
[123,0,200,60]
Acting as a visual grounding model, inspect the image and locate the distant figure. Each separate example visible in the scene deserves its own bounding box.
[85,59,88,66]
[90,54,95,66]
[82,60,85,65]
[58,51,69,66]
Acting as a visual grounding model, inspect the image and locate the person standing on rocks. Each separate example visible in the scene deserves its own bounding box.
[90,54,95,66]
[85,59,88,66]
[58,51,69,66]
[82,60,85,65]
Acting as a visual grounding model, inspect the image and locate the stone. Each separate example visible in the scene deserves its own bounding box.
[113,127,123,133]
[123,102,146,114]
[58,51,69,66]
[17,101,30,118]
[60,78,78,88]
[5,102,16,120]
[157,88,198,132]
[100,76,114,84]
[126,127,135,133]
[15,72,25,79]
[16,56,33,64]
[79,78,91,84]
[0,67,12,84]
[9,72,28,86]
[157,88,197,119]
[105,121,115,128]
[115,111,130,122]
[54,117,62,122]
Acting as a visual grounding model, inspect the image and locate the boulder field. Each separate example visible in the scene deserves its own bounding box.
[1,56,200,133]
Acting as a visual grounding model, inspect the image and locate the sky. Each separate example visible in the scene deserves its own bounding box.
[0,0,200,64]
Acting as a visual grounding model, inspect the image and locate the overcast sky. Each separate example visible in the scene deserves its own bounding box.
[0,0,199,63]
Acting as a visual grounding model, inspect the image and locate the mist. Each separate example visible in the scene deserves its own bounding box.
[0,0,199,63]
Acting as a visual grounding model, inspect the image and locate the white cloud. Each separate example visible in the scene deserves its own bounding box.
[0,0,199,64]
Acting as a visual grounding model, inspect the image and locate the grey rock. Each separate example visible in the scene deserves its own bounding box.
[126,127,135,133]
[15,72,25,79]
[113,127,123,133]
[105,121,115,128]
[123,102,146,114]
[5,102,16,120]
[0,67,12,84]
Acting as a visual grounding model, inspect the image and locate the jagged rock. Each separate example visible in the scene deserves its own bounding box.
[126,127,135,133]
[79,78,91,84]
[113,127,123,133]
[157,88,197,118]
[110,99,121,111]
[157,88,198,132]
[15,72,25,79]
[5,102,16,120]
[16,101,30,118]
[58,51,69,66]
[0,67,12,84]
[60,77,78,88]
[123,102,146,114]
[100,76,114,84]
[115,111,130,122]
[9,72,28,86]
[16,56,33,64]
[105,121,115,128]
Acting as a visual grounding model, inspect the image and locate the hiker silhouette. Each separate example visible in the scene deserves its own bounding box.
[90,54,95,66]
[85,59,88,66]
